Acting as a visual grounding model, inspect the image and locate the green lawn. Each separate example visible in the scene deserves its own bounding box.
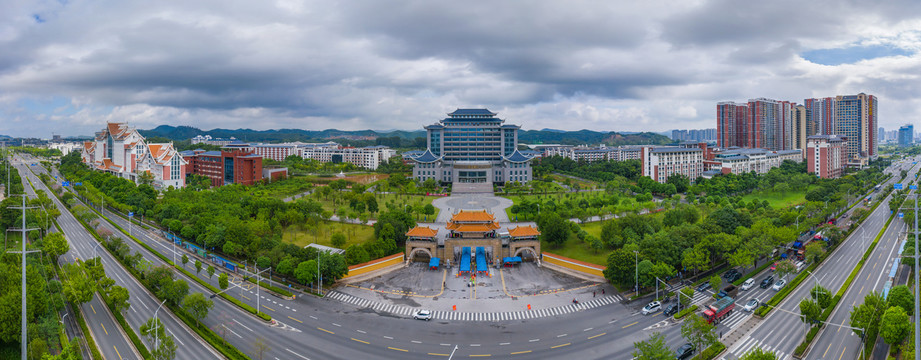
[541,232,610,266]
[281,221,376,249]
[741,189,807,209]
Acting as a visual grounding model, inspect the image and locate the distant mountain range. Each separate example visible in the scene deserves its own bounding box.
[140,125,673,147]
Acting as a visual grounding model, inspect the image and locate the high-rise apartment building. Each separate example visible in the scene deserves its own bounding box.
[717,102,748,148]
[793,105,808,155]
[834,93,877,165]
[899,125,914,147]
[804,97,836,135]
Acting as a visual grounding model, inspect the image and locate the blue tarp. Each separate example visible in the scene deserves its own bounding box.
[793,241,802,248]
[459,247,471,272]
[475,247,487,273]
[780,253,788,259]
[889,259,899,278]
[502,257,522,263]
[429,257,440,268]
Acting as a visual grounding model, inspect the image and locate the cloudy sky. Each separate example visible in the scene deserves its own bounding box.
[2,0,920,138]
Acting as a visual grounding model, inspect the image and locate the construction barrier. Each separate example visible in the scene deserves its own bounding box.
[542,252,605,279]
[342,253,405,279]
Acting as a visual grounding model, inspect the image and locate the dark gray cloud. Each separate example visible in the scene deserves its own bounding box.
[0,0,919,137]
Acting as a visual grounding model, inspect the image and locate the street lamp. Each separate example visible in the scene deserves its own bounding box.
[92,241,103,260]
[153,299,166,349]
[633,250,639,294]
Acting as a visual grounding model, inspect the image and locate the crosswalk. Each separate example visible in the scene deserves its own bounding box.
[718,309,751,330]
[326,291,624,321]
[729,337,789,360]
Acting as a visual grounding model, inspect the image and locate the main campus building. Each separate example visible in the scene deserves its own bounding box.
[408,109,534,185]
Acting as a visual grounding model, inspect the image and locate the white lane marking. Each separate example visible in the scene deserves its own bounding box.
[285,348,311,360]
[412,340,422,344]
[332,323,341,327]
[309,316,317,319]
[499,342,510,345]
[221,324,242,339]
[167,329,186,346]
[383,336,394,339]
[529,339,540,342]
[232,319,253,332]
[356,330,366,334]
[583,328,593,332]
[557,334,567,338]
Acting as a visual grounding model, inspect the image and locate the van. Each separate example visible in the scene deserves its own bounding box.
[795,261,806,273]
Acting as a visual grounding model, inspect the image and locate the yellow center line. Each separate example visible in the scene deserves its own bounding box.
[824,343,832,357]
[351,338,370,344]
[388,347,409,352]
[511,350,532,354]
[317,327,335,334]
[241,295,250,300]
[551,343,570,349]
[428,353,449,357]
[262,305,276,312]
[100,323,108,335]
[588,332,606,339]
[91,304,96,314]
[838,346,847,360]
[287,316,303,323]
[469,355,491,357]
[113,346,123,360]
[622,321,638,329]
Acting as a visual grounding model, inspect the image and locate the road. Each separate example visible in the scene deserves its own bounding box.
[726,158,919,359]
[16,158,222,360]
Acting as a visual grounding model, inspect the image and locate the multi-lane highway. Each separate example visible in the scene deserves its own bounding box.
[727,157,919,359]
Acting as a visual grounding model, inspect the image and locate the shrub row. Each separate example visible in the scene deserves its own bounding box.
[71,301,103,360]
[674,304,699,320]
[693,341,726,360]
[169,304,252,360]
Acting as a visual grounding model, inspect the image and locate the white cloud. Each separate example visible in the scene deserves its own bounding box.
[0,0,920,137]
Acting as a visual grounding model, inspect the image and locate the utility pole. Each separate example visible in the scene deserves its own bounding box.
[9,195,41,360]
[914,187,919,360]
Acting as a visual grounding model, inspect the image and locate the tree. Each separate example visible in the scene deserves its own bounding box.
[538,212,570,247]
[331,232,346,248]
[140,317,165,345]
[195,260,202,275]
[107,285,131,315]
[218,273,229,290]
[799,298,821,325]
[42,232,69,263]
[181,254,189,268]
[159,279,189,306]
[253,337,271,360]
[773,260,796,280]
[681,313,718,352]
[666,174,690,193]
[603,249,637,288]
[295,260,318,285]
[319,253,349,284]
[138,171,155,186]
[887,285,914,315]
[850,291,887,338]
[632,332,672,359]
[182,292,214,327]
[62,262,95,305]
[709,275,722,292]
[256,256,271,269]
[881,306,910,345]
[679,287,695,307]
[207,265,215,280]
[810,284,832,309]
[740,348,777,360]
[803,242,826,264]
[152,334,177,360]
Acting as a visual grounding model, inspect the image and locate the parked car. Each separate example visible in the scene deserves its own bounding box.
[760,275,775,289]
[770,262,778,271]
[675,343,696,360]
[722,269,740,280]
[727,272,742,282]
[772,279,786,291]
[641,301,662,315]
[664,303,682,316]
[413,310,433,321]
[741,278,755,291]
[743,299,760,312]
[696,282,711,292]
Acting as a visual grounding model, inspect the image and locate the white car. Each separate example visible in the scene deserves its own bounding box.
[772,279,786,291]
[413,310,433,321]
[641,301,661,315]
[741,278,755,291]
[743,299,759,312]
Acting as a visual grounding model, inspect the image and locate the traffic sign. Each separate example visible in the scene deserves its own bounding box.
[900,212,904,219]
[128,212,134,217]
[895,183,903,190]
[61,181,70,187]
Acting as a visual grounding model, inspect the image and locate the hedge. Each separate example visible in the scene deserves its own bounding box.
[674,305,699,320]
[72,301,103,360]
[692,342,726,360]
[99,291,152,359]
[169,304,252,360]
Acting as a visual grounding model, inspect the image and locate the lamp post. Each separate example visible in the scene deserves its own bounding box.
[153,299,166,349]
[92,241,103,260]
[633,250,639,294]
[795,213,803,231]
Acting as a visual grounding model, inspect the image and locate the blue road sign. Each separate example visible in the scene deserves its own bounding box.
[129,212,134,217]
[74,182,82,186]
[912,185,918,190]
[62,181,70,187]
[900,212,904,219]
[895,183,904,190]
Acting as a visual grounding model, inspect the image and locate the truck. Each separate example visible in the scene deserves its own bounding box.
[702,296,735,324]
[717,284,738,299]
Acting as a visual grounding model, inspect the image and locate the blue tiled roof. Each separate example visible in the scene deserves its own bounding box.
[448,109,497,116]
[240,154,262,159]
[203,151,222,156]
[413,149,440,163]
[500,124,519,129]
[226,140,250,146]
[504,149,533,163]
[179,150,195,156]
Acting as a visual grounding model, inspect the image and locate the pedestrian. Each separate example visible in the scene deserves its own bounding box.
[593,291,596,297]
[602,289,605,295]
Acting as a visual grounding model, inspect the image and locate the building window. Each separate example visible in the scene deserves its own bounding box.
[171,156,180,180]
